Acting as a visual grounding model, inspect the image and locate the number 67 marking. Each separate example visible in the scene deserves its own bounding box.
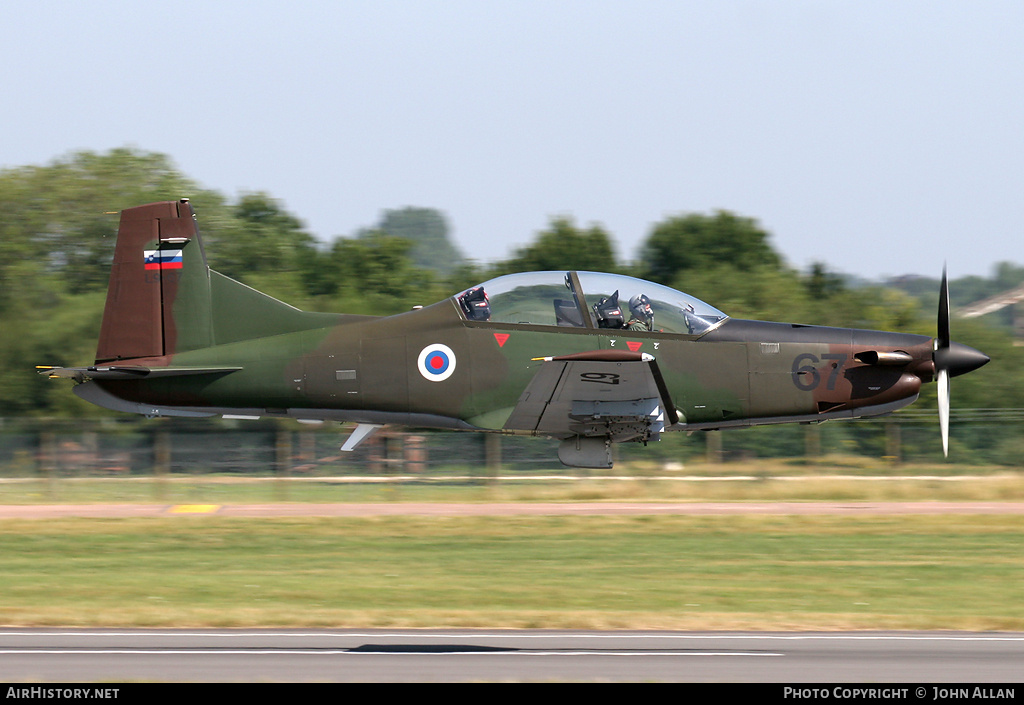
[791,353,846,391]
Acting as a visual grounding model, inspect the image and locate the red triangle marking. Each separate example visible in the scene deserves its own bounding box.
[494,333,510,348]
[626,341,643,352]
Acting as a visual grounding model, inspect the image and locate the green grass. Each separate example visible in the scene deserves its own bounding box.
[0,514,1022,631]
[3,465,1024,504]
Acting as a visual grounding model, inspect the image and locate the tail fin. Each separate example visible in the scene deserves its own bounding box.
[96,200,208,362]
[95,200,339,364]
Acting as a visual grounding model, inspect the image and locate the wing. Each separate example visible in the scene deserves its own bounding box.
[503,350,678,443]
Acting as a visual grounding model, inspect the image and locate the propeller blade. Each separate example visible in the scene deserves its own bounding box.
[935,265,951,457]
[938,367,950,458]
[937,266,950,350]
[931,266,989,456]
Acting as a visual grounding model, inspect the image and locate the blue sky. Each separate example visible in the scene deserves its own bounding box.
[3,1,1022,280]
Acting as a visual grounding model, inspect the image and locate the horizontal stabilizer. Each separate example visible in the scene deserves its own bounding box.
[37,365,241,382]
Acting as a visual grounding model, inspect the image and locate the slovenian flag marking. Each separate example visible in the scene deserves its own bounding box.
[144,249,184,270]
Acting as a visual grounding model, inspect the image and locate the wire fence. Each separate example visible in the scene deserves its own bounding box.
[1,409,1022,480]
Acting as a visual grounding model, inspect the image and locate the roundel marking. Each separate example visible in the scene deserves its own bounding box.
[417,344,457,382]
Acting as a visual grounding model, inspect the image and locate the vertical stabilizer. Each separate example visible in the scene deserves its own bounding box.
[95,200,212,363]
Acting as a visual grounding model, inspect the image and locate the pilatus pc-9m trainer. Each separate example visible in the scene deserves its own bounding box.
[40,200,989,468]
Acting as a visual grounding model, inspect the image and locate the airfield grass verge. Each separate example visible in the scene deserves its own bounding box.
[0,514,1022,631]
[3,465,1024,504]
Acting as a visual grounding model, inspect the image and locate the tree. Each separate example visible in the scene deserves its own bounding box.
[376,207,464,276]
[639,211,783,285]
[0,148,216,302]
[497,216,617,274]
[804,261,846,299]
[206,192,316,274]
[321,231,441,313]
[678,264,809,323]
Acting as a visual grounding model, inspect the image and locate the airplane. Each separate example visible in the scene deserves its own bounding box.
[39,199,990,468]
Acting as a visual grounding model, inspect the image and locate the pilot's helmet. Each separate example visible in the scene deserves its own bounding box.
[593,290,624,329]
[629,294,653,322]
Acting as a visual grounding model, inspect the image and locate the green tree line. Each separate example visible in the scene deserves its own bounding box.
[2,148,1021,458]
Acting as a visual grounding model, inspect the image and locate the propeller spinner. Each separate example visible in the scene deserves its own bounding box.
[932,268,990,456]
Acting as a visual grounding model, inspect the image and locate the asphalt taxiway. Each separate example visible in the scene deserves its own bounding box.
[0,629,1021,682]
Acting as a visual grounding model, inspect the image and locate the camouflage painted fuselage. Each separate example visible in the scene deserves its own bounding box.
[46,200,987,467]
[88,297,934,429]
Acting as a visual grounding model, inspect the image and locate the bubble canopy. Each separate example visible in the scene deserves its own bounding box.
[455,271,728,335]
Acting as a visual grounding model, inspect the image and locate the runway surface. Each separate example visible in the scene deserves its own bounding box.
[0,629,1022,682]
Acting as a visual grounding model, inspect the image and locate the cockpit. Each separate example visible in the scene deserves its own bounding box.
[455,271,728,336]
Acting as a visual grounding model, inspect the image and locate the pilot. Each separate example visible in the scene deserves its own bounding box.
[625,294,654,331]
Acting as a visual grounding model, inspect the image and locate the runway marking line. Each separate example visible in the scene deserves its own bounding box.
[167,505,221,514]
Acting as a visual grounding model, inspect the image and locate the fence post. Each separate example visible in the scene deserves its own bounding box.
[804,423,821,461]
[885,420,902,465]
[406,435,426,474]
[153,430,170,500]
[276,428,292,500]
[298,431,316,472]
[485,434,501,483]
[705,431,722,463]
[39,430,56,499]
